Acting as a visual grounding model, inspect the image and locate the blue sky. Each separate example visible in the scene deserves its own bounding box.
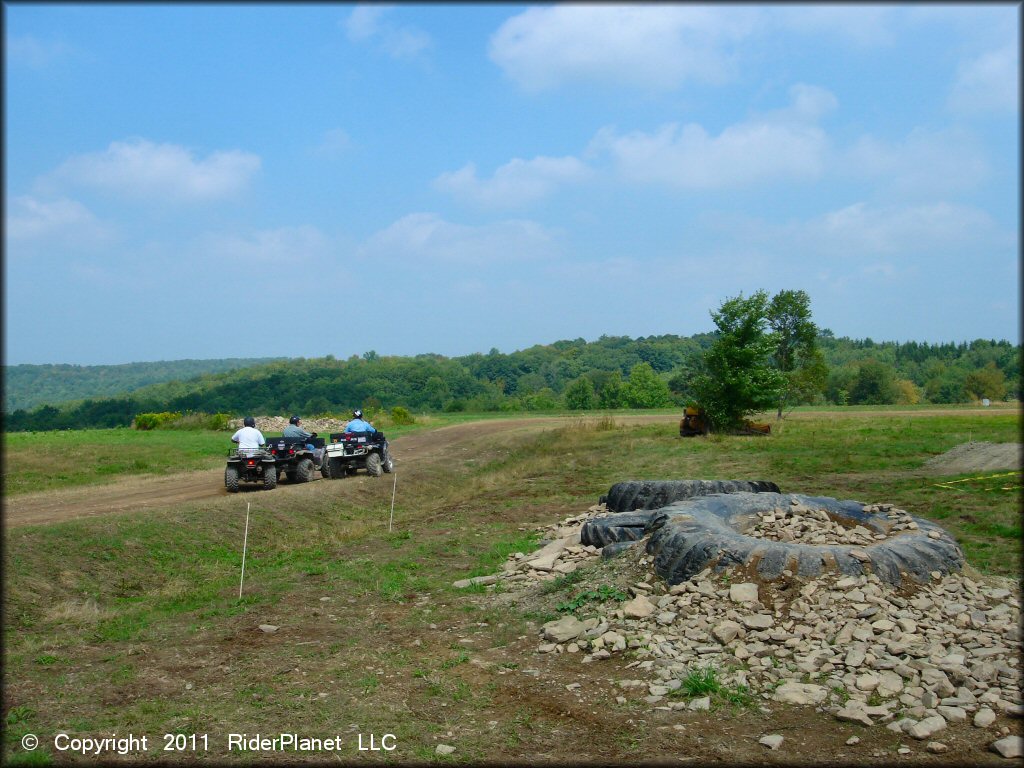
[4,3,1019,365]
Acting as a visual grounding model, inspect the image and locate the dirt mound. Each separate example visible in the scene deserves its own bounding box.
[925,442,1022,475]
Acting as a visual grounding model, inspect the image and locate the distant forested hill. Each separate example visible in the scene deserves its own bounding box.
[3,358,284,413]
[2,335,1019,432]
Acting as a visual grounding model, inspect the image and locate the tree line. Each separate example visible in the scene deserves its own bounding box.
[3,301,1019,432]
[3,357,284,413]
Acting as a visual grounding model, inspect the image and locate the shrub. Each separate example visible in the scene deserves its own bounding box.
[163,412,233,430]
[390,406,415,425]
[135,411,231,430]
[132,412,181,430]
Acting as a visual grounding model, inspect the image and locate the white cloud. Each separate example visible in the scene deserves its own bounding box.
[314,128,352,158]
[434,156,591,208]
[6,34,72,68]
[489,5,757,91]
[590,84,836,188]
[200,225,331,264]
[343,6,432,60]
[948,45,1019,114]
[769,6,897,46]
[841,128,989,197]
[49,139,261,202]
[359,213,560,265]
[5,195,112,246]
[787,202,1009,258]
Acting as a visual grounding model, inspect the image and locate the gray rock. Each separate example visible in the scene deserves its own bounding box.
[835,706,874,727]
[773,682,829,706]
[542,616,586,643]
[975,708,997,728]
[258,624,279,633]
[622,595,657,619]
[452,574,499,588]
[730,583,759,603]
[936,705,967,723]
[991,736,1023,759]
[742,614,774,630]
[908,716,946,740]
[759,734,784,750]
[436,744,456,755]
[712,620,742,644]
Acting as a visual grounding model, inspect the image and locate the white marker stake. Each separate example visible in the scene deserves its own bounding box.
[239,502,251,600]
[388,473,398,532]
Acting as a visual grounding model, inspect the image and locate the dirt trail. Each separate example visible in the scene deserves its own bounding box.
[2,415,672,528]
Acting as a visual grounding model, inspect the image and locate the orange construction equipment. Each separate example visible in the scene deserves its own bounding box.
[679,406,710,437]
[679,406,771,437]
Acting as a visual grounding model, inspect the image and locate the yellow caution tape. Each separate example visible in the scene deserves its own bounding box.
[934,470,1022,490]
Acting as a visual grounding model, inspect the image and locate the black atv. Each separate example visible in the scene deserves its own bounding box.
[265,435,326,484]
[225,447,277,492]
[321,431,394,478]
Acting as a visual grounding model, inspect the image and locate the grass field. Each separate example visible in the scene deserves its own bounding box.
[2,406,1020,764]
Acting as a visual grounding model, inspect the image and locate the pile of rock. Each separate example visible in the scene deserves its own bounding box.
[458,501,1023,758]
[746,504,884,546]
[227,416,348,434]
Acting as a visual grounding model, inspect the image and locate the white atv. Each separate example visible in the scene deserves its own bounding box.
[321,431,394,478]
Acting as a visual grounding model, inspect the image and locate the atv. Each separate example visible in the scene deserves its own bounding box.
[265,435,326,484]
[225,447,277,492]
[322,431,394,478]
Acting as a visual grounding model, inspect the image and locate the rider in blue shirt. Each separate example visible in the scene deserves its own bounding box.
[346,409,376,433]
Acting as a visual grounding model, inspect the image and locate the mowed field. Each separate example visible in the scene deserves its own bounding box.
[2,406,1020,764]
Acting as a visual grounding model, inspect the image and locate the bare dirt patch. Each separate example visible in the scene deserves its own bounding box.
[923,442,1022,475]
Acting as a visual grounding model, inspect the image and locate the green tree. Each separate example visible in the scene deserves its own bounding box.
[849,359,900,405]
[525,387,559,411]
[598,372,624,409]
[621,362,674,408]
[423,376,450,410]
[692,291,785,431]
[564,376,597,410]
[964,362,1007,401]
[767,289,827,418]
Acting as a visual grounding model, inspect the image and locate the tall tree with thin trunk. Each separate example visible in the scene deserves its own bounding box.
[767,289,827,419]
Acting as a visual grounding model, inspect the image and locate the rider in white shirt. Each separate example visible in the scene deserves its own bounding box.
[231,416,266,453]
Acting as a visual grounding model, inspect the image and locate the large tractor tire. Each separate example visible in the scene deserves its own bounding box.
[644,492,964,587]
[603,480,780,513]
[262,464,277,490]
[295,458,315,483]
[584,480,781,547]
[366,452,383,477]
[225,466,239,493]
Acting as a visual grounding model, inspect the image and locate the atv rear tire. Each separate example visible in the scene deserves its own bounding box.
[320,457,332,479]
[263,464,277,490]
[366,452,383,477]
[225,466,239,493]
[296,458,315,483]
[382,453,394,473]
